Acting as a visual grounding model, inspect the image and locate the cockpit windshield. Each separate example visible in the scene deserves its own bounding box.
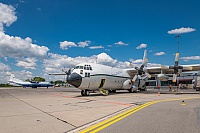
[84,65,92,70]
[75,65,92,70]
[75,66,84,69]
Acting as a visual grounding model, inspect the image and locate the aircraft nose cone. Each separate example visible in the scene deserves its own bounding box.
[67,73,82,88]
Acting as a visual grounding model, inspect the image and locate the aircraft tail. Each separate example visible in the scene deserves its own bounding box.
[9,74,15,81]
[9,74,23,82]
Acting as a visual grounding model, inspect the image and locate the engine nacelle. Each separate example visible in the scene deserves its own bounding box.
[122,79,132,89]
[157,74,169,81]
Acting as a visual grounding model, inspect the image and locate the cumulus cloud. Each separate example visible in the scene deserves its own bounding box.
[167,27,196,34]
[136,43,147,49]
[60,41,77,50]
[0,33,49,58]
[44,52,131,75]
[96,53,117,66]
[89,45,104,49]
[60,40,92,50]
[180,56,200,61]
[115,41,128,46]
[130,59,143,64]
[0,62,10,71]
[0,3,17,31]
[78,41,91,47]
[147,63,161,67]
[154,52,165,56]
[0,63,33,83]
[16,57,38,69]
[0,2,49,71]
[9,70,33,82]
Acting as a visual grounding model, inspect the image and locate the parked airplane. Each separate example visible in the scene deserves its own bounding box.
[50,50,152,96]
[50,50,200,96]
[8,74,53,88]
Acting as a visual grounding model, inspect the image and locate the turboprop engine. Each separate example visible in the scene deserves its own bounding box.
[122,79,132,89]
[157,74,169,81]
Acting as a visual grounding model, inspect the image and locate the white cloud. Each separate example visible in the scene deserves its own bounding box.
[0,3,49,61]
[115,41,128,46]
[78,41,91,47]
[89,45,104,49]
[167,27,196,34]
[97,53,117,66]
[10,70,33,81]
[0,63,33,83]
[147,63,161,67]
[130,59,143,64]
[0,3,17,32]
[154,52,165,56]
[136,43,147,49]
[16,57,38,69]
[0,62,10,71]
[60,41,77,50]
[180,56,200,61]
[44,52,131,75]
[0,32,49,58]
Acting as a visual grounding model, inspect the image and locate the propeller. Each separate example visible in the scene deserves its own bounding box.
[130,50,151,82]
[62,64,73,76]
[161,52,192,82]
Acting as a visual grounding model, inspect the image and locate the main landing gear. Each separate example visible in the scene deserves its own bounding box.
[81,90,90,96]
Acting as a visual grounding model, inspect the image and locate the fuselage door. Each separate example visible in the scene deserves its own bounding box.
[98,79,105,88]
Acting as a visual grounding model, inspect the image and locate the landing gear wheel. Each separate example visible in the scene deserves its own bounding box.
[84,90,90,96]
[108,90,116,93]
[81,90,85,96]
[112,90,116,93]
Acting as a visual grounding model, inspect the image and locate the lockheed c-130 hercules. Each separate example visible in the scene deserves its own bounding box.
[50,50,200,96]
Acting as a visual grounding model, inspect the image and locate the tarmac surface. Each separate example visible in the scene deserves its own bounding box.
[0,86,200,133]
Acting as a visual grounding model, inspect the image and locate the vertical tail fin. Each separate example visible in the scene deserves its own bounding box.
[9,74,15,81]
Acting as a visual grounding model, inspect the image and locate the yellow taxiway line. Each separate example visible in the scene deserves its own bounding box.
[80,96,200,133]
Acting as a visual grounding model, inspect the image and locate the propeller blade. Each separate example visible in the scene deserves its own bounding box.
[145,72,151,78]
[174,52,180,66]
[132,75,138,82]
[142,50,148,66]
[172,74,177,82]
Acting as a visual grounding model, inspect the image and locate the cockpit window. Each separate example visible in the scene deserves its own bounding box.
[75,66,84,69]
[84,64,93,70]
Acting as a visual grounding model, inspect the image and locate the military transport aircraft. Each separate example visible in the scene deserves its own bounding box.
[8,74,53,88]
[50,50,200,96]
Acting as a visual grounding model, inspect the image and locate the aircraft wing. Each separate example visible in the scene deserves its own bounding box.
[181,64,200,71]
[146,64,200,75]
[49,73,66,75]
[125,68,138,78]
[125,64,200,77]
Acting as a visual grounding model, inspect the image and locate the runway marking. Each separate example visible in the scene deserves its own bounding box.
[80,96,200,133]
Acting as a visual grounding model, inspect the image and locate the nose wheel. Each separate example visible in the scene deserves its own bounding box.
[81,90,90,96]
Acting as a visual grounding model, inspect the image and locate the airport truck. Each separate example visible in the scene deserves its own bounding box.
[192,76,200,91]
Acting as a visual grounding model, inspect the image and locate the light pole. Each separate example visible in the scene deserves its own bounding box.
[175,35,181,53]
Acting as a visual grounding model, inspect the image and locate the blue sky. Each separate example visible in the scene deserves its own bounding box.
[0,0,200,83]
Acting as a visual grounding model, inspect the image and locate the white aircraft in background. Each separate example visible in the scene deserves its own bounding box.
[8,74,53,88]
[50,50,200,96]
